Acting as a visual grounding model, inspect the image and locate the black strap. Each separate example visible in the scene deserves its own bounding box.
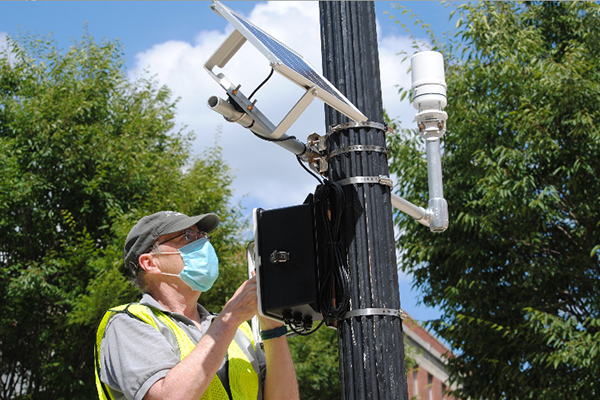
[216,354,233,400]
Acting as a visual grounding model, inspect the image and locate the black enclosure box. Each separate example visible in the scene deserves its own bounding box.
[253,201,321,324]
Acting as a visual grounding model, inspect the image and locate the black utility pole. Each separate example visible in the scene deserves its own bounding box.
[319,2,409,399]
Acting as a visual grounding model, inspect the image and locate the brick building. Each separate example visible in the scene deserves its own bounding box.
[404,314,459,400]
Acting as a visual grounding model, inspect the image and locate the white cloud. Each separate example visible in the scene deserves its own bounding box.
[128,1,416,214]
[377,33,415,125]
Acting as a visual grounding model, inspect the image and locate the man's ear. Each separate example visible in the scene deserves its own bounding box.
[139,253,161,275]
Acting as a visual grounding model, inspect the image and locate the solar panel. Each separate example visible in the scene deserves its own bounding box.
[210,0,368,124]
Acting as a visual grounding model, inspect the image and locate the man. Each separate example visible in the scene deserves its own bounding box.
[95,211,299,400]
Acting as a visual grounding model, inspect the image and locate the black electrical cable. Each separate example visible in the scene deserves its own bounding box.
[250,131,297,143]
[285,316,326,336]
[316,180,350,322]
[248,68,275,100]
[296,155,323,184]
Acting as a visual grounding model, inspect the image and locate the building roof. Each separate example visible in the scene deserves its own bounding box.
[403,312,459,393]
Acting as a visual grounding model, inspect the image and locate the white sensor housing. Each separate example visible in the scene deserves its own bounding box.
[411,51,447,112]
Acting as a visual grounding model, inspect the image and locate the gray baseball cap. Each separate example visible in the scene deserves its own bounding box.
[124,211,220,273]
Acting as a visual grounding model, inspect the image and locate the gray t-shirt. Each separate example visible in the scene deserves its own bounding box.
[98,294,265,400]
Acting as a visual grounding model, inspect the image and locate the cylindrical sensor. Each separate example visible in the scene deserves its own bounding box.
[411,51,447,111]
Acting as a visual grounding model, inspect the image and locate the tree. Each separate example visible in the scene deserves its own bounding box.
[0,32,246,399]
[388,2,600,399]
[289,327,341,400]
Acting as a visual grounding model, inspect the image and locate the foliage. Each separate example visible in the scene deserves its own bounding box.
[0,31,246,399]
[387,2,600,399]
[289,327,341,400]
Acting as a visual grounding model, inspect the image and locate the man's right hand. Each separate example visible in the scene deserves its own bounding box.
[219,275,258,326]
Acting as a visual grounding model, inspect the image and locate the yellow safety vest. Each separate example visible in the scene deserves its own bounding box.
[95,303,260,400]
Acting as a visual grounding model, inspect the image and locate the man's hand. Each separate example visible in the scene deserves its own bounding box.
[220,275,259,326]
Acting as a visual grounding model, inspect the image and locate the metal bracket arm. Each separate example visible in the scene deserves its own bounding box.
[391,194,431,226]
[391,193,448,233]
[271,86,318,139]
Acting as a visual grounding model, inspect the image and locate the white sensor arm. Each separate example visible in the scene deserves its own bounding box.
[390,137,448,232]
[391,194,430,225]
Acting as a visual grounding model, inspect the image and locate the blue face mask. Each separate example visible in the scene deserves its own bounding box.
[160,238,219,292]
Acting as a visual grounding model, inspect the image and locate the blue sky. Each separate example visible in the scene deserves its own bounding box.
[1,1,460,325]
[1,2,456,70]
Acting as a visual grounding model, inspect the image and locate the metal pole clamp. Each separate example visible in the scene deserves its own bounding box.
[329,145,389,159]
[329,121,387,134]
[342,307,408,320]
[336,175,393,188]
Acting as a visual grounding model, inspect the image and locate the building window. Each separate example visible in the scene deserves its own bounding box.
[413,370,419,398]
[428,373,433,400]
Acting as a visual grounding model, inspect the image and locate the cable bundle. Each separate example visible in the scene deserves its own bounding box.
[315,180,350,322]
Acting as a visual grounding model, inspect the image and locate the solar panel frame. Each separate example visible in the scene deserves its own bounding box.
[211,1,368,124]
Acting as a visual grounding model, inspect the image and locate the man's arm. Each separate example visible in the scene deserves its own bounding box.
[260,317,300,400]
[144,277,258,400]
